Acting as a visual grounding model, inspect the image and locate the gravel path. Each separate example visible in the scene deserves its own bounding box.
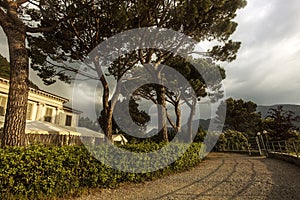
[75,153,300,200]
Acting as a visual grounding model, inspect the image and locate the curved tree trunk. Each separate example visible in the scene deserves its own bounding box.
[1,19,29,147]
[166,100,181,133]
[94,56,114,143]
[99,75,112,143]
[96,60,122,143]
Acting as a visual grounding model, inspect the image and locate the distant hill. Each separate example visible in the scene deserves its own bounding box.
[181,118,218,132]
[183,104,300,132]
[257,104,300,128]
[257,104,300,118]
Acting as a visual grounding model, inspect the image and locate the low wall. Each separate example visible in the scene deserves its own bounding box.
[268,152,300,167]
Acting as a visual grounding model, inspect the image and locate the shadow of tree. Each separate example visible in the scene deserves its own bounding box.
[151,153,299,200]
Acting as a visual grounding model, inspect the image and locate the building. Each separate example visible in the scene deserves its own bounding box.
[0,77,81,128]
[0,77,126,145]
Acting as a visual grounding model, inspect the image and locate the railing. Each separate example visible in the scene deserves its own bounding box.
[216,137,262,156]
[217,134,300,159]
[266,139,300,158]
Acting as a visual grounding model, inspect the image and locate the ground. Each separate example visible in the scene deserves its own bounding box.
[74,153,300,200]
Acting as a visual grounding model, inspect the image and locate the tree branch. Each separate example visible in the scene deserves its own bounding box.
[26,21,59,33]
[45,60,99,80]
[182,93,193,108]
[16,0,28,6]
[166,111,176,130]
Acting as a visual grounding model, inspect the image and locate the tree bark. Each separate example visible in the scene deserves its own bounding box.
[1,19,29,147]
[187,97,197,143]
[99,72,113,143]
[96,61,122,143]
[105,80,122,143]
[156,85,168,142]
[174,100,181,133]
[166,100,181,133]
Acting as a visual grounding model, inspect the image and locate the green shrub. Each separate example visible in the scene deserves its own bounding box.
[0,142,202,199]
[215,130,249,151]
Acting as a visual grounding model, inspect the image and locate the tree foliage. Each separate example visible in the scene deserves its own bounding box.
[0,0,89,147]
[216,98,262,136]
[264,106,300,140]
[28,0,246,143]
[165,57,226,140]
[215,130,249,151]
[1,0,247,145]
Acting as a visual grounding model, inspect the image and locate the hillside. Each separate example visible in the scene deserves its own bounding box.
[183,104,300,131]
[257,104,300,118]
[257,104,300,128]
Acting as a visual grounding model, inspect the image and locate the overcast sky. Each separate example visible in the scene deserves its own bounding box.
[222,0,300,105]
[0,0,299,111]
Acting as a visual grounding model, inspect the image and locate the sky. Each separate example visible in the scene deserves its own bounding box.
[222,0,300,105]
[0,0,300,118]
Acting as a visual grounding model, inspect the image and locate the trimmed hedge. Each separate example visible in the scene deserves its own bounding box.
[0,142,203,199]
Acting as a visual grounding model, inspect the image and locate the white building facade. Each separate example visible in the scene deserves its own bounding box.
[0,77,81,128]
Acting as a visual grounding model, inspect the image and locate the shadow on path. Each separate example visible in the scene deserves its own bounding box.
[75,153,300,200]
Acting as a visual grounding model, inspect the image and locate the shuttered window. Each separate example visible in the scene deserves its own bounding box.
[65,115,72,126]
[44,107,53,122]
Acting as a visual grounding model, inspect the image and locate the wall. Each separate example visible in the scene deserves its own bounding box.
[268,152,300,167]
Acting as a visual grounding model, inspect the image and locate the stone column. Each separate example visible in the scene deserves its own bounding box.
[35,103,44,121]
[51,107,57,124]
[55,107,63,125]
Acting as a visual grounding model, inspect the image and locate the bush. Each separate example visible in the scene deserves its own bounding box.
[215,130,249,151]
[0,142,202,199]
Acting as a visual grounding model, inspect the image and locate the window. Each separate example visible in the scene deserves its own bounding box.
[44,107,53,122]
[0,96,7,116]
[65,115,72,126]
[26,103,33,120]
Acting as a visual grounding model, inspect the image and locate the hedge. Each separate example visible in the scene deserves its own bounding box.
[0,142,203,199]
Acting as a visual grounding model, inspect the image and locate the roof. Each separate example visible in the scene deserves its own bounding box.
[26,120,104,138]
[0,77,69,103]
[63,106,83,114]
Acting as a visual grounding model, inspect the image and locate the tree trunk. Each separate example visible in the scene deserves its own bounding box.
[105,107,113,142]
[175,100,181,133]
[166,100,181,134]
[99,74,113,143]
[187,97,197,143]
[105,81,122,143]
[96,62,123,143]
[93,55,115,143]
[156,85,168,142]
[1,25,29,147]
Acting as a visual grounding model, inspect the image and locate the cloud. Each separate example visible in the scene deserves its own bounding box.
[223,0,300,105]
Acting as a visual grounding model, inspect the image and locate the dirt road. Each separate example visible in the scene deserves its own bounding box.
[75,153,300,200]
